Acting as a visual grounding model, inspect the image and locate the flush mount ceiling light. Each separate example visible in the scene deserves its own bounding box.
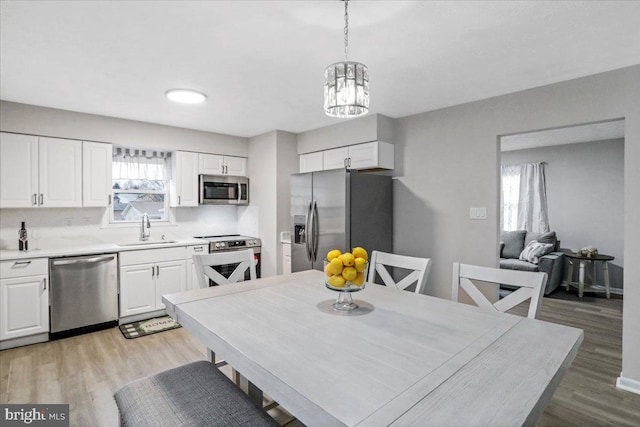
[165,89,207,104]
[324,0,369,118]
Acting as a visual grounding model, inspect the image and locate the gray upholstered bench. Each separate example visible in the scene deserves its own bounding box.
[114,361,279,427]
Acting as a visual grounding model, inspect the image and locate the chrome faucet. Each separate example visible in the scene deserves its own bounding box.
[140,213,151,241]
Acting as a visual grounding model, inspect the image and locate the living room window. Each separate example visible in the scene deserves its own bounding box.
[111,148,170,223]
[500,162,549,233]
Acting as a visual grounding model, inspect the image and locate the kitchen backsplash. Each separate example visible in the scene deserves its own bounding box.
[0,205,239,250]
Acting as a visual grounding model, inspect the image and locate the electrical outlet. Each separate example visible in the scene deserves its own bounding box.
[470,207,487,220]
[64,217,72,227]
[83,217,91,225]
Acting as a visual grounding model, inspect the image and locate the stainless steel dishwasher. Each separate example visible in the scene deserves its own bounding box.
[49,253,119,337]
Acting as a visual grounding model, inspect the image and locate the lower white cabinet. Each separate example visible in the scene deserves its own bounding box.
[0,258,49,341]
[119,247,187,317]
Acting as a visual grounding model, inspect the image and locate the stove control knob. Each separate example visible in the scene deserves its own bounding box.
[220,242,226,247]
[215,243,220,248]
[252,240,258,245]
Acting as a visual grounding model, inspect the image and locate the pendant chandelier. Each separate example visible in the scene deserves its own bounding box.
[324,0,369,118]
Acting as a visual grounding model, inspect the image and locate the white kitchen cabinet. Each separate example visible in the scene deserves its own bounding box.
[155,260,186,309]
[119,247,188,317]
[119,264,156,317]
[0,258,49,342]
[82,141,112,207]
[38,137,83,207]
[323,146,350,170]
[299,151,324,173]
[0,133,38,208]
[0,133,82,208]
[170,151,199,207]
[199,153,247,176]
[282,242,292,275]
[301,141,395,173]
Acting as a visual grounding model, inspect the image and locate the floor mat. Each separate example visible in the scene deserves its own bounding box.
[119,315,181,339]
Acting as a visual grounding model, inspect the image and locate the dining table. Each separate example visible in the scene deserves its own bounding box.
[163,269,583,427]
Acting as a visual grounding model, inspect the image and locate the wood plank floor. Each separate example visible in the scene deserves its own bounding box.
[1,295,639,426]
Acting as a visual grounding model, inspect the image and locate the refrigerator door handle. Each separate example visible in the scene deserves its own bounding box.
[311,200,319,262]
[304,200,312,261]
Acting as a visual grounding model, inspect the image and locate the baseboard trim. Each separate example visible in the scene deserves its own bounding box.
[616,374,640,395]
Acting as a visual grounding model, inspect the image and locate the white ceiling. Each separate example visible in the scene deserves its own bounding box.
[1,1,639,138]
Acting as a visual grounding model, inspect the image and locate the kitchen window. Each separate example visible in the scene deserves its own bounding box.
[111,148,170,223]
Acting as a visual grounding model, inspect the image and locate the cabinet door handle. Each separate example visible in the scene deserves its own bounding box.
[13,260,32,267]
[348,157,352,168]
[178,195,181,205]
[39,194,44,205]
[156,265,160,276]
[194,247,203,252]
[43,278,47,291]
[108,194,112,206]
[32,193,37,205]
[152,266,155,277]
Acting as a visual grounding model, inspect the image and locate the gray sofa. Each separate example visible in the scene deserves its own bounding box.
[499,230,564,295]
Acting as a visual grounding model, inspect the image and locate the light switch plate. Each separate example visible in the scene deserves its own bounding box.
[470,207,487,220]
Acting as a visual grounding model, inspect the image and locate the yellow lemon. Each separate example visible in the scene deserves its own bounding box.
[327,249,342,261]
[342,267,357,282]
[354,257,367,272]
[328,275,346,288]
[340,252,355,267]
[324,262,334,277]
[352,272,365,286]
[352,247,368,261]
[329,258,344,275]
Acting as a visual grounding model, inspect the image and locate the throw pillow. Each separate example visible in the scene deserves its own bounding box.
[525,231,557,250]
[500,230,527,259]
[519,240,554,264]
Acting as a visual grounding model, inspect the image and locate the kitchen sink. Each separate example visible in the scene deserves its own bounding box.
[117,240,177,247]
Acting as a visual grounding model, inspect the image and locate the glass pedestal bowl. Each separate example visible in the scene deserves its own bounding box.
[324,260,368,311]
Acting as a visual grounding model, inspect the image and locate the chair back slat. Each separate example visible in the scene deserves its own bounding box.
[452,262,547,319]
[193,249,257,288]
[367,251,432,294]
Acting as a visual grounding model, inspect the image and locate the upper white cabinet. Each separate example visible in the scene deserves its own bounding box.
[82,141,112,207]
[299,151,324,173]
[0,133,82,208]
[199,153,247,176]
[170,151,199,207]
[0,133,38,208]
[323,147,350,170]
[300,141,394,173]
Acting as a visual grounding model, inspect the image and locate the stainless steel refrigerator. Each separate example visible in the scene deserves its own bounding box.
[291,169,392,272]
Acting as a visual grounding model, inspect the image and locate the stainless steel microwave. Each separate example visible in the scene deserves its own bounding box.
[199,175,249,205]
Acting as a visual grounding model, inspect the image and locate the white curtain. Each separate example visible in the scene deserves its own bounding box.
[501,162,550,233]
[112,148,169,180]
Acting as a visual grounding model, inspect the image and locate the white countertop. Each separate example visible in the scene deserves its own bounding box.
[0,238,209,261]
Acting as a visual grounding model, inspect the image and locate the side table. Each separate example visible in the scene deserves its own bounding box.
[564,252,614,298]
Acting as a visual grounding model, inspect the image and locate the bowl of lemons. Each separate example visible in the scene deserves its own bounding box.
[324,247,368,311]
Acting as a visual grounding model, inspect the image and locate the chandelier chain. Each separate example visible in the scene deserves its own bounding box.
[344,0,349,61]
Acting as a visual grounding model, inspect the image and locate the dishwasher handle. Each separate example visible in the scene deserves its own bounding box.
[52,255,116,266]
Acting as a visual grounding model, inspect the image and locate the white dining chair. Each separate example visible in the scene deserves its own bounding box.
[452,262,547,319]
[367,251,432,294]
[192,249,258,385]
[193,249,256,288]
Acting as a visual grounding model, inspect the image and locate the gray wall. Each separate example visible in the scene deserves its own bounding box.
[389,65,639,384]
[501,139,624,289]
